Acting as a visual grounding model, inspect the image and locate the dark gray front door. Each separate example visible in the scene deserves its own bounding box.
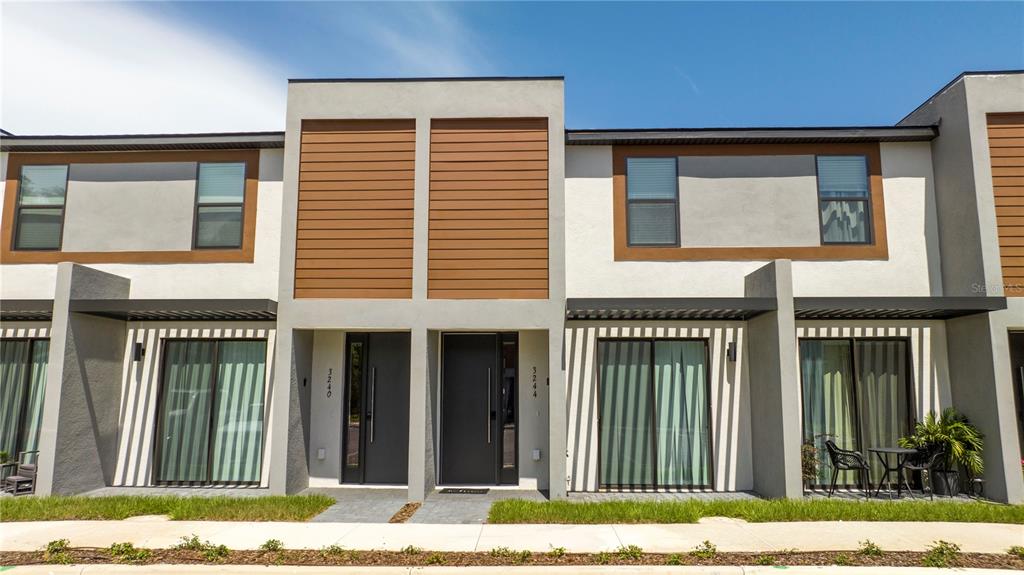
[342,332,410,485]
[441,333,499,484]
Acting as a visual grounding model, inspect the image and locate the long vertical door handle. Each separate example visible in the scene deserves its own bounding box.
[370,367,376,443]
[486,368,492,444]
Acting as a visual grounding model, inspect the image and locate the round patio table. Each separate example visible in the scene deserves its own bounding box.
[869,446,918,498]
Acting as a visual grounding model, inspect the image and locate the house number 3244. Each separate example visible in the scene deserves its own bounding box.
[532,366,537,398]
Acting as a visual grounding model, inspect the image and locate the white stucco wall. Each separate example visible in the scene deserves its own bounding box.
[564,321,753,492]
[564,143,941,297]
[61,162,197,252]
[0,148,284,300]
[111,322,276,487]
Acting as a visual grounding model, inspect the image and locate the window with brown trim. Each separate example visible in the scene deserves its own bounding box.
[12,165,68,251]
[816,155,872,245]
[193,162,246,249]
[625,157,679,246]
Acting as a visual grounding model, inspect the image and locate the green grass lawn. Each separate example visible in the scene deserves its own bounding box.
[0,494,334,522]
[488,498,1024,524]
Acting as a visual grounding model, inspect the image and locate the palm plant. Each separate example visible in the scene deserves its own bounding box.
[899,408,984,476]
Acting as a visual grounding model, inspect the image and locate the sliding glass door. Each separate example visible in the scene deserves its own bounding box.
[799,338,912,486]
[155,339,267,485]
[0,339,49,459]
[598,339,711,489]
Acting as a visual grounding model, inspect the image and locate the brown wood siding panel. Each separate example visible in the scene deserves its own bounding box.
[428,118,549,299]
[296,119,415,298]
[989,113,1024,296]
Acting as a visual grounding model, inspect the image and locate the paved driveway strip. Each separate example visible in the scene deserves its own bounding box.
[1,520,1020,554]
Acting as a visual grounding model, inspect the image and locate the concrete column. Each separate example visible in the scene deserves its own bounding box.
[36,263,129,496]
[411,116,430,301]
[743,259,803,499]
[407,327,433,501]
[548,327,568,499]
[946,310,1024,503]
[285,329,313,494]
[268,327,293,494]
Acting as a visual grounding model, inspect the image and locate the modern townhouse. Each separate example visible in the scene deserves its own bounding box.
[0,71,1021,504]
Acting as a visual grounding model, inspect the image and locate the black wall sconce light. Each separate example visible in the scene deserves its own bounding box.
[133,342,145,362]
[726,341,737,362]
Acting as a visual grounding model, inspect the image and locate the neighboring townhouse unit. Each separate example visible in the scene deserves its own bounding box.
[0,133,285,494]
[1,71,1021,503]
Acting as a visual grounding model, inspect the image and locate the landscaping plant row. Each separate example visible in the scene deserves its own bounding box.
[3,536,1022,570]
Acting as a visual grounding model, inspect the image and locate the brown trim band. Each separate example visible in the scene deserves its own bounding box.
[2,150,260,264]
[612,143,889,261]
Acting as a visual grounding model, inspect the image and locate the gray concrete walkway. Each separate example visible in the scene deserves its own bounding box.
[6,566,1022,575]
[1,518,1020,554]
[302,488,549,524]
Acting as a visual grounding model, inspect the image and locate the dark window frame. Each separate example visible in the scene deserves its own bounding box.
[815,155,873,246]
[0,338,49,458]
[595,337,714,491]
[625,157,681,247]
[796,336,917,489]
[191,162,246,250]
[151,337,268,487]
[12,164,69,251]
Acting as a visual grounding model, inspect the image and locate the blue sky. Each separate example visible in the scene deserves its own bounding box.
[3,2,1022,134]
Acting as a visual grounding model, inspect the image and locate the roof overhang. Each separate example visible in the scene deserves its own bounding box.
[566,297,776,321]
[794,297,1007,320]
[566,126,938,146]
[1,132,285,153]
[0,300,54,321]
[68,299,277,321]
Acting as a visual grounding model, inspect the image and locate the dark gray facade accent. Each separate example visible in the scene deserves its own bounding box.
[1,132,284,152]
[0,299,54,321]
[286,329,314,494]
[794,296,1007,320]
[566,126,938,146]
[36,263,130,495]
[68,299,277,321]
[566,298,776,320]
[743,260,803,499]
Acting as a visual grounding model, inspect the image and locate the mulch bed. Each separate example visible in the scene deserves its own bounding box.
[388,502,421,523]
[2,548,1023,569]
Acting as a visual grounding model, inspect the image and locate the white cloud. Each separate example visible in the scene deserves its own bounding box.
[343,3,490,77]
[1,2,286,134]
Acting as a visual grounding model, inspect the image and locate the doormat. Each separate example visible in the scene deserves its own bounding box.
[439,488,490,494]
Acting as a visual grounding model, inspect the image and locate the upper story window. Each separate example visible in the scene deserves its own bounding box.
[194,162,245,249]
[13,165,68,250]
[626,157,679,246]
[816,156,871,244]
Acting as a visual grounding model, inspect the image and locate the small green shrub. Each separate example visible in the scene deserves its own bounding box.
[401,545,423,555]
[833,552,852,566]
[321,544,346,558]
[755,554,776,565]
[489,546,530,563]
[616,544,643,560]
[547,546,566,558]
[202,543,230,562]
[689,540,717,559]
[259,539,284,552]
[44,539,72,565]
[666,553,684,565]
[922,540,961,568]
[859,539,884,557]
[425,552,446,565]
[594,551,611,564]
[174,535,205,551]
[108,542,151,563]
[1008,545,1024,559]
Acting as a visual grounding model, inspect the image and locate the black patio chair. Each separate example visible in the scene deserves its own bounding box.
[824,440,871,498]
[900,446,946,500]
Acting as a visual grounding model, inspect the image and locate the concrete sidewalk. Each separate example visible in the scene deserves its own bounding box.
[4,566,1023,574]
[1,518,1021,554]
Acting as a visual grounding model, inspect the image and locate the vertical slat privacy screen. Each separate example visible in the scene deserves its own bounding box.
[625,158,679,246]
[156,340,266,484]
[0,340,49,458]
[800,339,910,485]
[598,340,710,488]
